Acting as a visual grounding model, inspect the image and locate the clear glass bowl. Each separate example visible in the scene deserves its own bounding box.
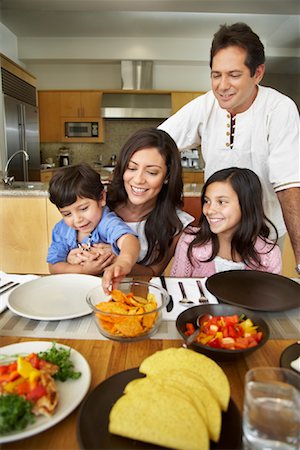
[86,280,169,342]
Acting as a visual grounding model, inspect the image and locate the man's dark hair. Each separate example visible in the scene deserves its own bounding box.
[210,23,265,76]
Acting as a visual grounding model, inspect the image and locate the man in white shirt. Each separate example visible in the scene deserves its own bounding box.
[159,22,300,275]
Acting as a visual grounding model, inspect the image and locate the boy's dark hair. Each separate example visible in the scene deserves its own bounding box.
[49,163,104,209]
[210,23,265,76]
[187,167,278,268]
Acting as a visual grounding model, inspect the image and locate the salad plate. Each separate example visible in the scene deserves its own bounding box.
[0,341,91,443]
[77,368,242,449]
[7,274,101,320]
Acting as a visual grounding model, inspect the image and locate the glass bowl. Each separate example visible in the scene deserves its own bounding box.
[86,280,169,342]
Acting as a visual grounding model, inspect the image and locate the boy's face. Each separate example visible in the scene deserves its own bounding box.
[59,194,106,236]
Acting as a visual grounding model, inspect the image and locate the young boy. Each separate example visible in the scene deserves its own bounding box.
[47,163,140,291]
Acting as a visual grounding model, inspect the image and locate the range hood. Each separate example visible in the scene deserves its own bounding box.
[101,60,172,119]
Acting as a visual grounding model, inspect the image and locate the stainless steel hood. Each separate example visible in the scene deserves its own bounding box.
[101,60,172,118]
[101,93,172,119]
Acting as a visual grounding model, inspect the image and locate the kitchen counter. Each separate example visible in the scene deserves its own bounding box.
[0,180,203,197]
[0,181,49,197]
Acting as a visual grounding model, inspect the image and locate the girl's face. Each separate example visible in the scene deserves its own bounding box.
[123,148,168,209]
[59,195,105,236]
[202,180,242,239]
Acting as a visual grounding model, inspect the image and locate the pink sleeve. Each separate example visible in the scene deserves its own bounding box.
[261,244,282,274]
[170,233,194,277]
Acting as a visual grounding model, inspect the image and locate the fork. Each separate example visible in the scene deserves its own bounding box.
[178,281,194,305]
[196,280,209,304]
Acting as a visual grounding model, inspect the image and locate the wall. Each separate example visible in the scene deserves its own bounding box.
[40,118,162,166]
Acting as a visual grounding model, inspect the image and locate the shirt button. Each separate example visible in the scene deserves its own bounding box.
[226,131,230,136]
[227,123,230,128]
[227,114,230,119]
[226,142,230,147]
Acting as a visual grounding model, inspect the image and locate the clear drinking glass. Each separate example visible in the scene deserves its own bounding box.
[243,367,300,450]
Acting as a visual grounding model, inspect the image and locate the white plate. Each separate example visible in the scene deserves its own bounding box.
[7,274,101,320]
[0,340,91,444]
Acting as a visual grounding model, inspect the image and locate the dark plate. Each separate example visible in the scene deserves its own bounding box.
[77,367,242,450]
[280,342,300,374]
[206,270,300,311]
[176,304,269,361]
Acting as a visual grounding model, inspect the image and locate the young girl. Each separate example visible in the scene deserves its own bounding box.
[47,163,140,291]
[171,167,282,277]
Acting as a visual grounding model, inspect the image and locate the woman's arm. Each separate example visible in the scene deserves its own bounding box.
[129,233,182,277]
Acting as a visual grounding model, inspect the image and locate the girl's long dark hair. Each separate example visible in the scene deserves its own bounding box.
[107,128,183,265]
[187,167,278,268]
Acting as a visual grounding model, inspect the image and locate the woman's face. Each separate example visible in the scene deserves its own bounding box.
[123,148,168,209]
[202,180,242,239]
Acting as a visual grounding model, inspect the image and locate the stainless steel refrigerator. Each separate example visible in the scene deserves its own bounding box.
[3,94,40,181]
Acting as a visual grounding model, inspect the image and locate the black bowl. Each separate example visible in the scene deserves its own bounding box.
[176,304,270,361]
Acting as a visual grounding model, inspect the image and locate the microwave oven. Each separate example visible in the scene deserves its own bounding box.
[65,121,99,138]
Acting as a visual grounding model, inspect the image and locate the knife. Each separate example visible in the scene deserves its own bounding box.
[0,282,20,296]
[160,276,174,312]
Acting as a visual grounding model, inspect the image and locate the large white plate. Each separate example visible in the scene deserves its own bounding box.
[0,340,91,444]
[7,274,101,320]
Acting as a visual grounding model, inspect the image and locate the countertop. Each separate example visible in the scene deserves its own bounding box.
[0,181,203,197]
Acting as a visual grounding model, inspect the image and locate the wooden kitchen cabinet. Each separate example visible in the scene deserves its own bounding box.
[38,91,61,142]
[0,197,49,274]
[171,91,204,113]
[0,197,61,275]
[182,170,204,184]
[60,91,102,117]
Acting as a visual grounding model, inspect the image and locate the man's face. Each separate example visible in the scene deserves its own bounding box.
[211,45,264,116]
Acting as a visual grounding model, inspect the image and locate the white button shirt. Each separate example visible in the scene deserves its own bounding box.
[159,86,300,237]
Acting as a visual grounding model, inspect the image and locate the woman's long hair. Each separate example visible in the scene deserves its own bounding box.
[187,167,278,268]
[107,128,184,265]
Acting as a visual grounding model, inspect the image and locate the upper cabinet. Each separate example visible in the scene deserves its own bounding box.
[38,91,61,142]
[171,91,205,113]
[38,90,104,143]
[60,91,102,117]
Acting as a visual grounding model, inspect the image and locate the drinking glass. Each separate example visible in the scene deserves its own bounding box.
[243,367,300,450]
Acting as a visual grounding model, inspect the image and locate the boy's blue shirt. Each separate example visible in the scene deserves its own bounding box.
[47,206,137,264]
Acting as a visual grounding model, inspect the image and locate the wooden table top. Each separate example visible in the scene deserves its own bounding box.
[0,336,295,450]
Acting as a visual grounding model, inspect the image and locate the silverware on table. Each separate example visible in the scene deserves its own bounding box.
[178,281,194,305]
[0,281,14,290]
[160,275,174,312]
[0,282,20,296]
[196,280,209,304]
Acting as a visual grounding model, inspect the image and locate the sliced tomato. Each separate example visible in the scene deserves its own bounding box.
[26,383,47,401]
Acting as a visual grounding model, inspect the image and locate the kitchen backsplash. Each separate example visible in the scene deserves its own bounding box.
[40,119,163,167]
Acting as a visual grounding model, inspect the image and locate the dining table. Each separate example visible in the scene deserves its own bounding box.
[0,275,299,450]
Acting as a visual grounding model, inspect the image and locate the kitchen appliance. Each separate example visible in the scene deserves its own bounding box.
[2,94,40,181]
[181,149,200,168]
[57,147,70,167]
[64,121,99,138]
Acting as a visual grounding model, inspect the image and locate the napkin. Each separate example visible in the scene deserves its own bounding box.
[0,272,40,313]
[151,277,218,321]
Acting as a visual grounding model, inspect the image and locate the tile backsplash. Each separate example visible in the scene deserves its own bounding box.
[40,119,163,167]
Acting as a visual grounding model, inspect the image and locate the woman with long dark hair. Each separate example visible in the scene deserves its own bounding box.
[106,128,194,276]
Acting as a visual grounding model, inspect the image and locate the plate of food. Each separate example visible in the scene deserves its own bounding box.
[0,340,91,443]
[77,348,242,450]
[7,274,101,320]
[280,341,300,374]
[206,270,300,311]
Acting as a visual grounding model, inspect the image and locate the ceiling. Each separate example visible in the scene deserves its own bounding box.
[1,0,300,73]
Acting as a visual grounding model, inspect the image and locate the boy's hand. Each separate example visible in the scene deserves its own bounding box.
[101,256,133,293]
[81,252,116,275]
